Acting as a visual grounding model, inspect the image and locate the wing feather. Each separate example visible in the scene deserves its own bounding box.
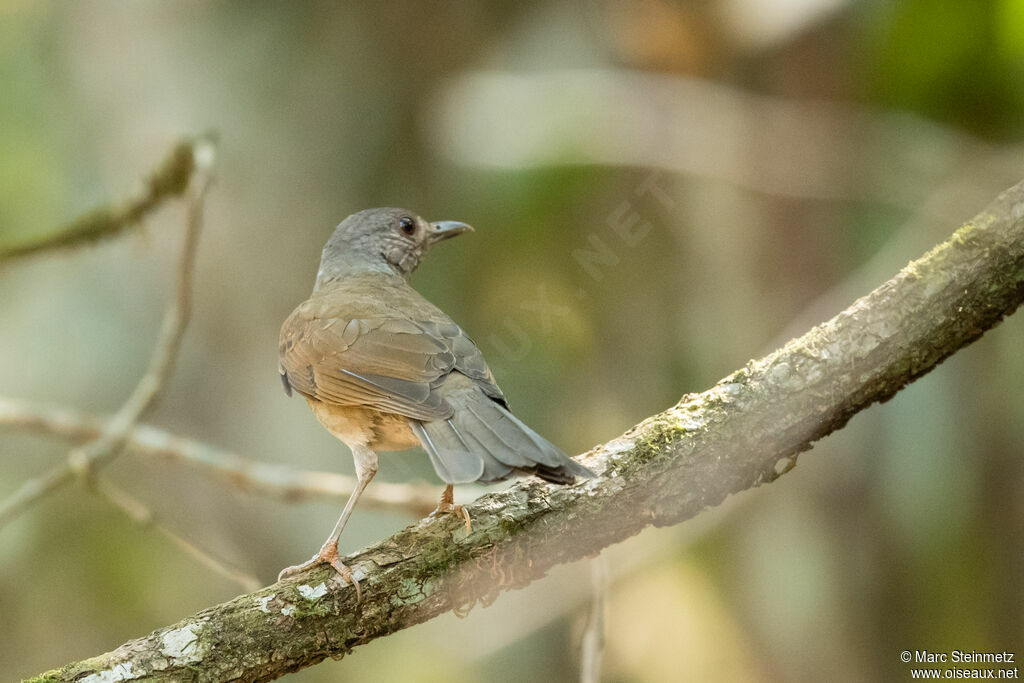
[279,281,505,420]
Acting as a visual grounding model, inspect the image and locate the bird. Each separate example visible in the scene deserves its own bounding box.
[276,208,595,595]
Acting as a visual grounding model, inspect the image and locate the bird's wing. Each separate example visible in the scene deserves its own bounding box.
[418,319,509,408]
[279,295,506,420]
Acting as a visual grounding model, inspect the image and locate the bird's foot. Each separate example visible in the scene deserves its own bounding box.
[278,542,362,602]
[432,501,472,532]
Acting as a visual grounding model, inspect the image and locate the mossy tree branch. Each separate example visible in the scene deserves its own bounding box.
[33,179,1024,682]
[0,137,203,263]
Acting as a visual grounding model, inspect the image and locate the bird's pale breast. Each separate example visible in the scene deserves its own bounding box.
[306,397,420,451]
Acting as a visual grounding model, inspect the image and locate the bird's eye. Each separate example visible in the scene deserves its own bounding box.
[399,216,416,235]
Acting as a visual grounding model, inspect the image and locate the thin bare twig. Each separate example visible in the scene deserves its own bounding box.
[0,138,201,263]
[579,556,608,683]
[93,480,262,592]
[0,135,216,528]
[0,396,440,516]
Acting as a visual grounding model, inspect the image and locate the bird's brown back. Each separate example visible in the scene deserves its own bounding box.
[279,272,505,422]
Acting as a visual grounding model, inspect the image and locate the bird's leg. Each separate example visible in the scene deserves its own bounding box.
[431,483,471,532]
[278,445,378,602]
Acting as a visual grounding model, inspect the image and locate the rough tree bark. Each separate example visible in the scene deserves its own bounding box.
[32,179,1024,682]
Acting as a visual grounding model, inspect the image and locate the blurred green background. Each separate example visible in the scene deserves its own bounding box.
[1,1,1022,681]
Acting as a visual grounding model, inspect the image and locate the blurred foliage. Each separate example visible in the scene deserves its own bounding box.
[0,1,1021,681]
[865,0,1024,139]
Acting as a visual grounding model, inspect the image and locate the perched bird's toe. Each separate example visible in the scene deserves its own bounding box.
[277,557,315,582]
[431,490,472,532]
[277,545,363,602]
[277,550,327,582]
[454,504,472,532]
[328,557,362,602]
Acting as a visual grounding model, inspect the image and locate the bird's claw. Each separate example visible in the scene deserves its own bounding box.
[277,543,362,602]
[455,504,471,532]
[433,502,472,532]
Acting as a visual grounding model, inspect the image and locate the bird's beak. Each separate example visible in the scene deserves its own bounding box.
[428,220,474,244]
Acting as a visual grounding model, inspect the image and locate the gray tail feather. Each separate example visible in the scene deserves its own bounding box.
[409,420,485,483]
[411,389,595,485]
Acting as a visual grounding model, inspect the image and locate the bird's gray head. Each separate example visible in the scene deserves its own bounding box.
[315,207,473,288]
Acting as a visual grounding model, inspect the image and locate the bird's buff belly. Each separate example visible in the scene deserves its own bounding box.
[305,397,421,451]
